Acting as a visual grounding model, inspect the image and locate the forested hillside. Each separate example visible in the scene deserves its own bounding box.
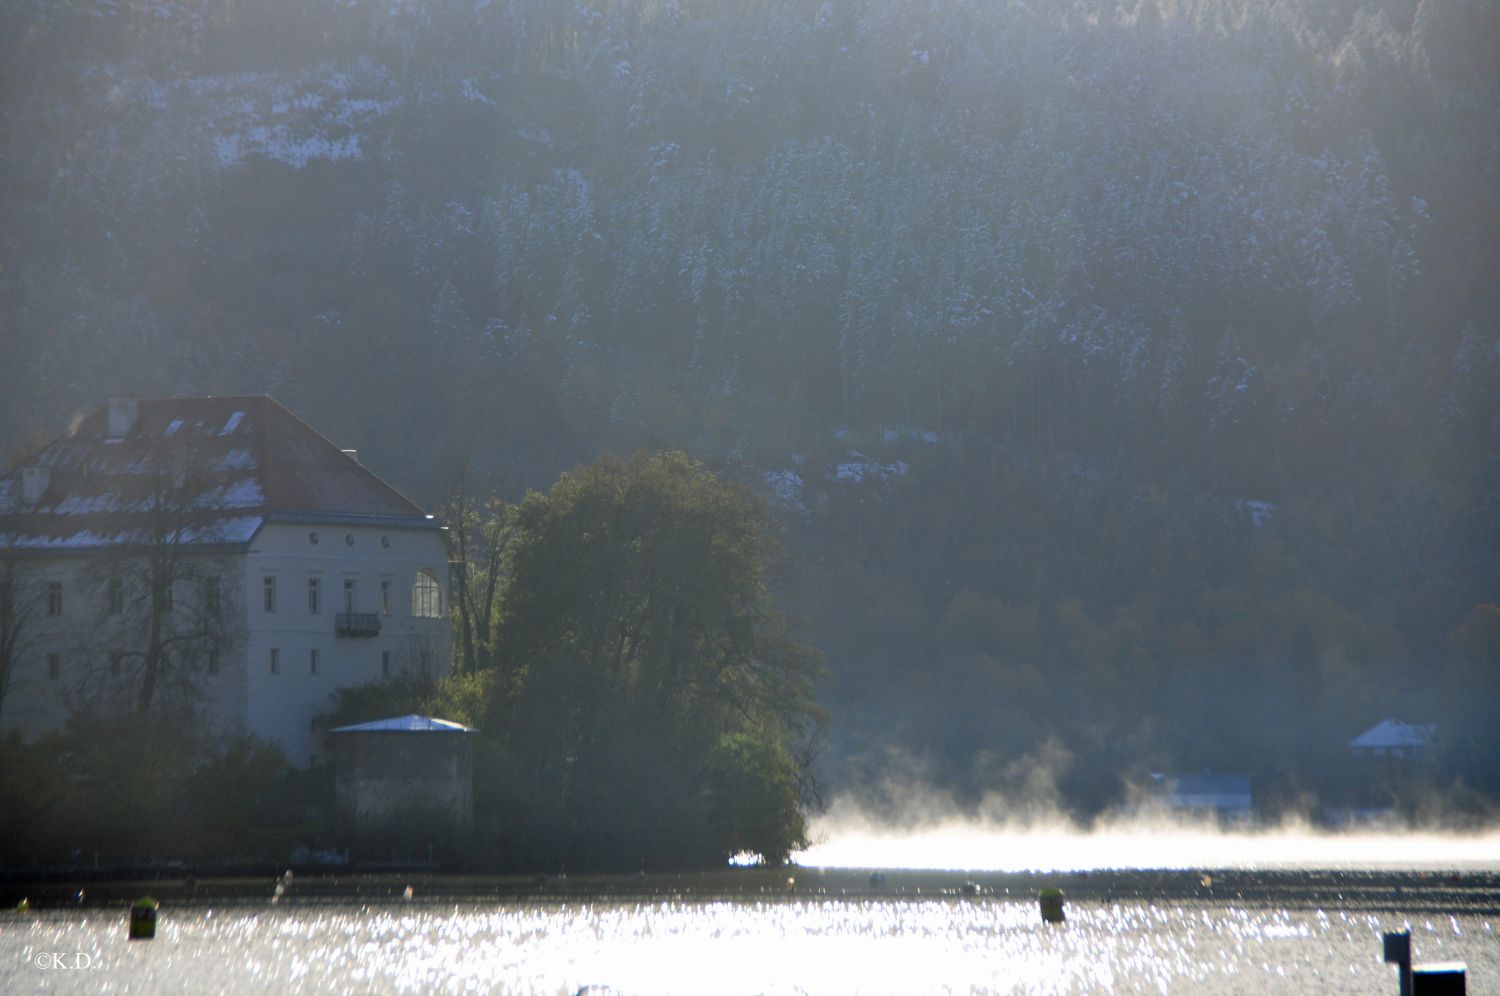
[2,0,1496,813]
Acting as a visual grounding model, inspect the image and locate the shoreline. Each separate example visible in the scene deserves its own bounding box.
[5,866,1498,916]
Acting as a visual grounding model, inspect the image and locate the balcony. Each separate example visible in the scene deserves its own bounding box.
[335,613,381,638]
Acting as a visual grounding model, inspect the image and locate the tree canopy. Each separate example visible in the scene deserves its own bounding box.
[486,451,822,867]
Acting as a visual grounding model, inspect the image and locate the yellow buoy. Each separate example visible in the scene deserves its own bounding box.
[129,896,159,940]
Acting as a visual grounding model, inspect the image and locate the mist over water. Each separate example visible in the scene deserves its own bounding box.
[798,797,1500,872]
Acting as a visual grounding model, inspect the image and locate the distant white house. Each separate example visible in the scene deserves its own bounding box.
[1150,772,1253,822]
[0,396,451,765]
[1349,718,1437,760]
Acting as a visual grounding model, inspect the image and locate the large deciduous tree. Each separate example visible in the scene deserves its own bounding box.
[439,481,510,675]
[93,443,237,715]
[488,450,823,867]
[0,554,48,729]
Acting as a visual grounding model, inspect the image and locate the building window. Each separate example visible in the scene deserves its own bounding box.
[310,648,320,675]
[420,650,433,678]
[204,576,220,616]
[263,576,277,613]
[412,571,442,618]
[162,582,173,613]
[47,653,60,680]
[381,651,391,678]
[269,648,280,675]
[207,649,219,675]
[308,577,321,614]
[380,579,391,616]
[107,578,124,615]
[343,579,357,615]
[47,581,63,616]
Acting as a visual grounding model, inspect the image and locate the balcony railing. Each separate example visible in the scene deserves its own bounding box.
[335,612,381,638]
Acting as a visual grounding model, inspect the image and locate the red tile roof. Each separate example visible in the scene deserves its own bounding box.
[0,396,433,551]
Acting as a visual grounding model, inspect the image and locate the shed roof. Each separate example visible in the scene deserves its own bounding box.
[330,714,477,734]
[1350,718,1436,750]
[0,396,434,551]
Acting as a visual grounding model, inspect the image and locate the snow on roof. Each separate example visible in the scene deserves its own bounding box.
[1350,718,1436,750]
[0,396,433,551]
[0,515,263,550]
[330,715,476,734]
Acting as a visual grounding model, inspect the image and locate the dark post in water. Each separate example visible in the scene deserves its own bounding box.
[1384,928,1467,995]
[1384,930,1412,996]
[1039,887,1065,924]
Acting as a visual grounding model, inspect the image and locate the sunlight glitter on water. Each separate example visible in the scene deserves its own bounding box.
[7,898,1496,994]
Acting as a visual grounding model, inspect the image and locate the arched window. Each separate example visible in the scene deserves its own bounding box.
[412,570,443,618]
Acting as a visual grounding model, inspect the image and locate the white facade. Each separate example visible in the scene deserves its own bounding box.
[239,520,450,764]
[0,520,449,766]
[0,396,453,767]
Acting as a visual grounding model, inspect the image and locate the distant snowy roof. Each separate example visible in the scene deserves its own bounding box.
[330,715,476,734]
[0,396,433,552]
[1350,719,1436,750]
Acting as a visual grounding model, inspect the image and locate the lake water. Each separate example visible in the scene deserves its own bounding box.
[6,829,1499,994]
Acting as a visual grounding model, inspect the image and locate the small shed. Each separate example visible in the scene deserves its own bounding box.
[331,715,477,828]
[1151,772,1253,823]
[1350,718,1436,760]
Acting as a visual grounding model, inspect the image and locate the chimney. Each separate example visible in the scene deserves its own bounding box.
[22,466,50,504]
[341,449,359,464]
[107,397,138,438]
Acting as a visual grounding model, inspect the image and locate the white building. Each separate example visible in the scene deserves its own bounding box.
[0,396,451,765]
[1349,718,1437,760]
